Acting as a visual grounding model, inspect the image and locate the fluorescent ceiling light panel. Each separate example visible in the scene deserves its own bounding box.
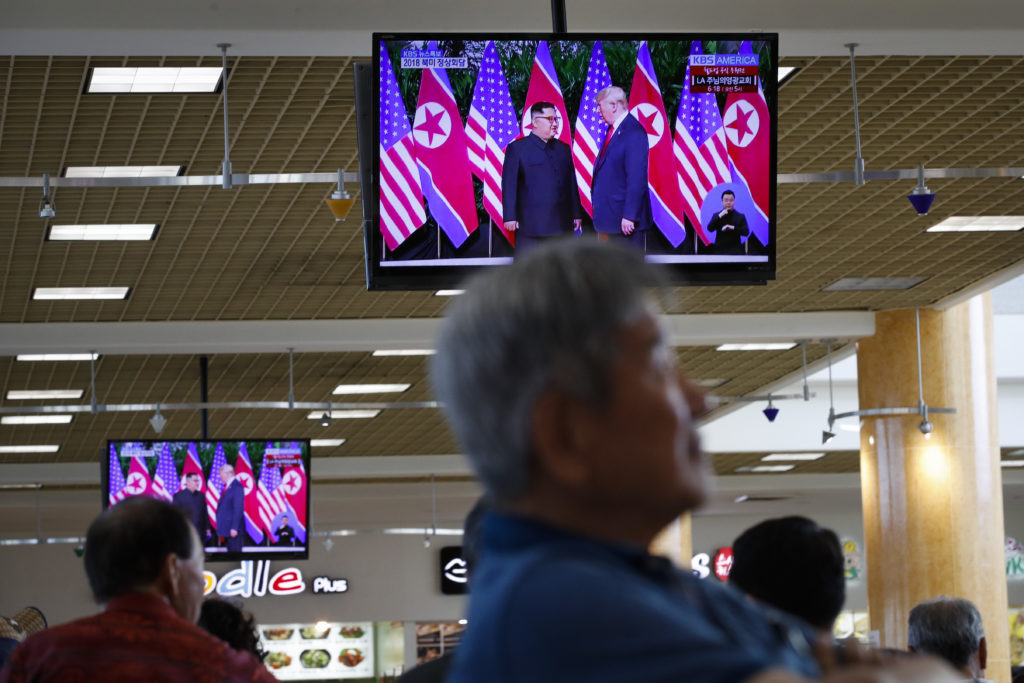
[1001,460,1024,467]
[16,354,99,362]
[434,290,465,296]
[88,67,223,93]
[742,464,796,473]
[0,445,60,454]
[822,277,926,291]
[693,378,729,388]
[65,166,182,178]
[778,66,797,84]
[305,410,381,420]
[716,343,797,351]
[310,439,346,448]
[33,287,130,300]
[926,216,1024,232]
[333,383,411,395]
[49,224,157,241]
[6,390,83,400]
[372,349,436,357]
[762,453,826,461]
[2,415,74,425]
[839,423,861,432]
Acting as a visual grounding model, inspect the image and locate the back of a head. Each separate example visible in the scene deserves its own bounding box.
[729,516,845,631]
[431,241,661,504]
[908,596,984,670]
[84,497,195,603]
[198,598,265,660]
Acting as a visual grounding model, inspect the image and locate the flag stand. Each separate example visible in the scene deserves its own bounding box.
[488,217,493,257]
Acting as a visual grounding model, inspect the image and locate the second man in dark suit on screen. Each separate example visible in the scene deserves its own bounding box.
[215,464,245,552]
[705,190,749,255]
[592,86,652,249]
[172,472,207,542]
[502,102,582,253]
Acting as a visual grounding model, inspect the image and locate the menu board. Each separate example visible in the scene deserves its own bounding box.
[415,622,466,665]
[259,621,374,680]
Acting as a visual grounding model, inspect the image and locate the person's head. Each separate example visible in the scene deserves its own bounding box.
[530,101,559,142]
[596,86,628,125]
[198,598,265,661]
[721,190,735,211]
[219,464,234,484]
[462,497,490,575]
[84,497,205,623]
[279,515,289,527]
[431,241,709,544]
[908,596,987,677]
[184,472,201,492]
[728,516,845,632]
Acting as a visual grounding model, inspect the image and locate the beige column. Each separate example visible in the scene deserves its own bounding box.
[650,513,693,568]
[858,296,1008,682]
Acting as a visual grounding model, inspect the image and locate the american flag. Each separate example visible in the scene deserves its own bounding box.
[674,41,731,245]
[256,445,289,543]
[465,41,519,245]
[108,443,127,505]
[205,443,227,531]
[379,41,427,251]
[151,442,179,502]
[572,42,612,218]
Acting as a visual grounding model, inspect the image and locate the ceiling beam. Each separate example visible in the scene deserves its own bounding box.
[0,312,875,356]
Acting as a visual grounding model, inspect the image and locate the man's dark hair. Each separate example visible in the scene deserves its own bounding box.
[531,101,556,117]
[85,497,195,603]
[462,497,490,573]
[721,189,735,199]
[198,598,266,661]
[185,472,200,480]
[729,516,845,630]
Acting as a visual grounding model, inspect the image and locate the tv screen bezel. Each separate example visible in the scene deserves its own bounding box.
[364,32,779,290]
[103,438,312,563]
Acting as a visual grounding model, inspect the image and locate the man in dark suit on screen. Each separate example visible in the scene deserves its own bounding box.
[502,101,583,254]
[173,472,207,541]
[215,464,244,552]
[592,86,652,250]
[705,189,749,255]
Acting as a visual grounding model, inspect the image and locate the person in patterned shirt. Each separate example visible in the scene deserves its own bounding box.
[0,497,276,683]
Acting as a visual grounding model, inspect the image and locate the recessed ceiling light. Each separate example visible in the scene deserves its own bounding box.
[735,464,796,473]
[64,166,183,178]
[1001,460,1024,468]
[762,453,825,461]
[87,67,223,93]
[778,66,798,85]
[372,350,436,357]
[926,216,1024,232]
[434,290,465,296]
[305,410,381,420]
[0,445,60,454]
[16,354,99,362]
[32,287,130,301]
[6,390,83,400]
[733,495,749,503]
[716,343,796,351]
[332,383,411,395]
[693,378,729,388]
[48,224,158,241]
[310,439,347,448]
[822,277,926,291]
[2,415,74,425]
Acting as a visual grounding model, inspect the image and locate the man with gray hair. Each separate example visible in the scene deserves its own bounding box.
[432,240,957,683]
[908,596,989,681]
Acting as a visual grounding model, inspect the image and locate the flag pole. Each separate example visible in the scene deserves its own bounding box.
[488,217,493,256]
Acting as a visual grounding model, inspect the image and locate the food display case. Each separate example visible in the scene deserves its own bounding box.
[832,610,870,643]
[259,621,374,680]
[415,622,466,665]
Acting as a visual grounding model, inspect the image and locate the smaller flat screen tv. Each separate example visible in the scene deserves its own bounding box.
[104,439,311,562]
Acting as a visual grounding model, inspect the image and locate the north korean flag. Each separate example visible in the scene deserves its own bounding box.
[279,462,308,543]
[629,41,687,247]
[181,442,204,492]
[413,41,479,249]
[724,41,771,245]
[122,455,155,499]
[522,41,571,145]
[234,444,265,545]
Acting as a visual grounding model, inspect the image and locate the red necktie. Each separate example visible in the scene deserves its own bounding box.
[598,126,613,161]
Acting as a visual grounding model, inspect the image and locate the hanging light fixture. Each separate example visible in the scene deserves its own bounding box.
[149,405,167,434]
[39,173,56,219]
[907,164,937,216]
[325,169,356,221]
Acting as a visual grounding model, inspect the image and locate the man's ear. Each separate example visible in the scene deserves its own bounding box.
[530,389,592,489]
[158,552,180,600]
[978,636,987,671]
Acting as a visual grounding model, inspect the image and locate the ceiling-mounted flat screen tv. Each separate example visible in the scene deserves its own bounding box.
[104,439,311,562]
[360,33,778,289]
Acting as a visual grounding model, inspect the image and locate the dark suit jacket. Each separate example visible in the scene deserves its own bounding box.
[592,113,652,234]
[501,134,581,238]
[215,479,244,538]
[172,489,207,539]
[706,209,749,254]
